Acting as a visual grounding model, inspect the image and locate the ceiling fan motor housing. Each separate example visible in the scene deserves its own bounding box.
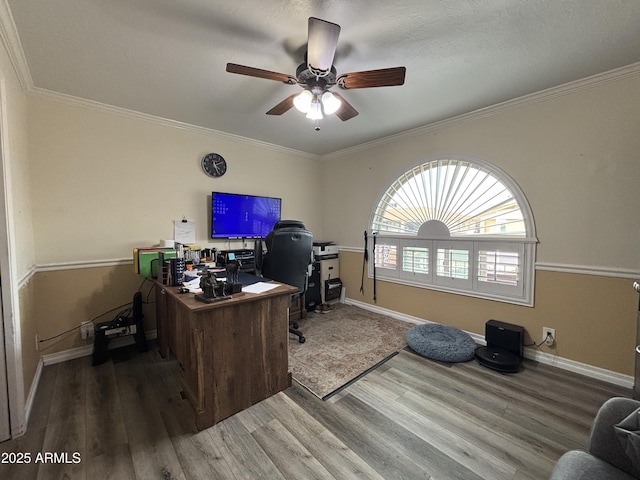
[296,63,337,88]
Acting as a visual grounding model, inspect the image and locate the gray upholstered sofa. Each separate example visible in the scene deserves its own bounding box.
[550,397,640,479]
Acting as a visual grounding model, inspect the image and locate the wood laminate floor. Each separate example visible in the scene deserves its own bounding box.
[0,342,632,480]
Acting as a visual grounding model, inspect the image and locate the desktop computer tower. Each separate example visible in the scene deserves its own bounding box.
[305,262,321,311]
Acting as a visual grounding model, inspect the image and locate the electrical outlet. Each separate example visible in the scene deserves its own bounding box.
[542,327,556,346]
[80,322,94,340]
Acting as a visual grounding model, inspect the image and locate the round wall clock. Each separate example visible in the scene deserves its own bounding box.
[201,153,227,177]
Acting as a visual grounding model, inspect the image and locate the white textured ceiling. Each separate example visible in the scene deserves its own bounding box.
[6,0,640,156]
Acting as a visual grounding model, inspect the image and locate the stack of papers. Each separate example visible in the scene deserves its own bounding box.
[242,282,280,294]
[182,277,203,293]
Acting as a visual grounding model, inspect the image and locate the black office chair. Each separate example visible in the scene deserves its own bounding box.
[255,220,313,343]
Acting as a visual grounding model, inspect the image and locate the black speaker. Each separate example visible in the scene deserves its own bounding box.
[475,319,524,373]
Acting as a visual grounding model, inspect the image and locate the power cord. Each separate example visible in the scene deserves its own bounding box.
[37,301,134,344]
[534,331,554,349]
[38,277,155,345]
[523,331,554,349]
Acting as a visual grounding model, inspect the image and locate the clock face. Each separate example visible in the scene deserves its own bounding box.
[201,153,227,177]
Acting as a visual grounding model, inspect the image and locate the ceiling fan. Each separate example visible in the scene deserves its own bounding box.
[226,17,406,123]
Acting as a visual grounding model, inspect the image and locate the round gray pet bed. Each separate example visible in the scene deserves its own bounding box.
[406,323,477,362]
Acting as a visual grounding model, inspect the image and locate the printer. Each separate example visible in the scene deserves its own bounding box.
[312,241,338,260]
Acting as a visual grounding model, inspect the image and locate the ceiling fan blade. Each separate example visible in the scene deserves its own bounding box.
[332,93,359,121]
[337,66,406,89]
[226,63,297,84]
[266,94,297,115]
[307,17,341,73]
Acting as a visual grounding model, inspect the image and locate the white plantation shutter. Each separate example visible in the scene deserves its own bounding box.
[370,156,536,305]
[402,245,429,275]
[372,158,526,236]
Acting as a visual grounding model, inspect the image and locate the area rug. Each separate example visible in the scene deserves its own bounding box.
[288,303,411,399]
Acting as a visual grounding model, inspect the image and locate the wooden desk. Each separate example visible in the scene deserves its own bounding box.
[155,281,297,430]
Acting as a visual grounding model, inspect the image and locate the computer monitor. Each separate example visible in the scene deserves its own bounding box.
[211,192,282,239]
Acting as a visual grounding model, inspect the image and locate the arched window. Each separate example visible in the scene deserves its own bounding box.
[370,156,537,305]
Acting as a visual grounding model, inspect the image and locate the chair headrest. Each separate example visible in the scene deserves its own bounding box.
[273,220,306,230]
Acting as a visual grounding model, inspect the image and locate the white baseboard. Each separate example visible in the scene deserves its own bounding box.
[344,297,634,389]
[522,348,634,389]
[22,358,43,436]
[345,298,426,326]
[41,329,158,366]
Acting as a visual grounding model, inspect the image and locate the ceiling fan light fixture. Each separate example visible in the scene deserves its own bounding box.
[306,99,323,120]
[293,89,313,113]
[321,91,341,115]
[227,17,405,124]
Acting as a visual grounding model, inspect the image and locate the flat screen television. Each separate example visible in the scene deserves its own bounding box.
[211,191,282,239]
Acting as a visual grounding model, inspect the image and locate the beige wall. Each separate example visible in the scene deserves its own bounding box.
[321,72,640,271]
[18,280,37,393]
[0,48,33,278]
[322,71,640,376]
[3,31,640,423]
[27,97,323,264]
[22,96,323,362]
[341,251,636,375]
[0,18,37,432]
[21,68,640,380]
[33,266,151,355]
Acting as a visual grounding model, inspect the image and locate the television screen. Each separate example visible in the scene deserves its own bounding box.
[211,192,282,239]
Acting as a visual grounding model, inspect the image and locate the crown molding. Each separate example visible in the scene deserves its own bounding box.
[0,1,315,160]
[323,61,640,160]
[28,86,321,161]
[2,0,638,163]
[0,0,318,161]
[0,0,33,91]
